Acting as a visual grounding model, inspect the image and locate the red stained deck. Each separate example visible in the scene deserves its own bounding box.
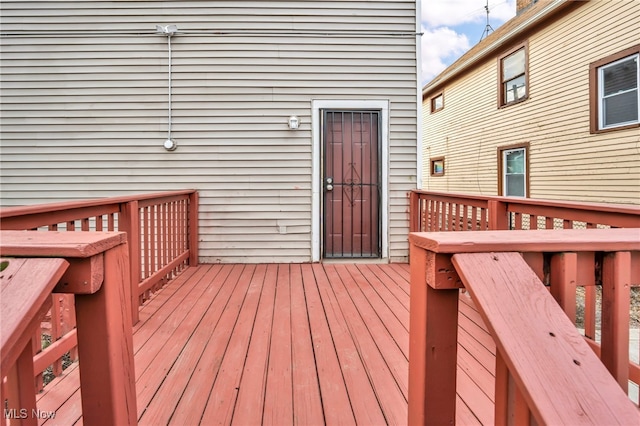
[37,263,495,425]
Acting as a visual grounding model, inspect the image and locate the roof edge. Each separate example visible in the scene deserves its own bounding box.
[422,0,579,99]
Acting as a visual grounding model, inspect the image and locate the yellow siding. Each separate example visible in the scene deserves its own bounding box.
[422,0,640,205]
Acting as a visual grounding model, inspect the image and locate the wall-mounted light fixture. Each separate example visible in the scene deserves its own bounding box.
[156,24,178,151]
[288,115,300,130]
[156,24,178,36]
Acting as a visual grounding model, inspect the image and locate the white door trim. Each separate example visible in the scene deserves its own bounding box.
[311,99,389,262]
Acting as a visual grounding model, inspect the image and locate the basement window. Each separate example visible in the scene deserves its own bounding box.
[430,157,445,176]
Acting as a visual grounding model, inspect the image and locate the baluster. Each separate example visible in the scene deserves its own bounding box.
[120,200,141,324]
[514,212,523,230]
[50,295,63,376]
[496,350,531,426]
[601,251,631,392]
[545,217,553,230]
[479,207,487,230]
[32,324,44,392]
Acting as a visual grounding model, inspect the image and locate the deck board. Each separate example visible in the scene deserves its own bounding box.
[37,263,496,425]
[231,264,276,425]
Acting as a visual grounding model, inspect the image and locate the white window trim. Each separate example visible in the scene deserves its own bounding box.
[311,99,389,262]
[597,53,640,130]
[502,147,527,198]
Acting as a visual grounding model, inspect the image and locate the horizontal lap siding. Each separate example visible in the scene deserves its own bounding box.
[0,1,418,262]
[422,1,640,205]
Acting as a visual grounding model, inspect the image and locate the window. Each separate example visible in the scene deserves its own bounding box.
[590,44,640,133]
[498,43,528,107]
[431,92,444,113]
[430,157,445,176]
[498,144,529,197]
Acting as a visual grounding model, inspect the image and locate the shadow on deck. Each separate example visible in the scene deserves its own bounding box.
[37,263,493,425]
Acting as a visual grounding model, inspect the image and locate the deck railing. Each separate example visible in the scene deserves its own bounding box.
[1,231,137,425]
[408,228,640,424]
[409,190,640,232]
[0,190,198,390]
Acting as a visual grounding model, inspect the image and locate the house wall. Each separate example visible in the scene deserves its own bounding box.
[421,0,640,205]
[0,1,418,262]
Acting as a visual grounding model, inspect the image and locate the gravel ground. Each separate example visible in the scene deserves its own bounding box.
[575,286,640,328]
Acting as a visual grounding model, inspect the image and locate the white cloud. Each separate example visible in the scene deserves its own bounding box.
[421,26,470,83]
[420,0,516,85]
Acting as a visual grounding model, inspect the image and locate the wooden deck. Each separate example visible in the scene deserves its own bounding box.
[36,263,495,425]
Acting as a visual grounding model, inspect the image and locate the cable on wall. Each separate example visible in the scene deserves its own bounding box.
[156,25,178,151]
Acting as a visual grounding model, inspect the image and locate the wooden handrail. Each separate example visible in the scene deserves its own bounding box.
[409,190,640,232]
[410,228,640,253]
[408,228,640,425]
[0,190,197,221]
[0,190,199,389]
[0,231,138,425]
[1,257,69,375]
[453,252,637,424]
[1,257,69,426]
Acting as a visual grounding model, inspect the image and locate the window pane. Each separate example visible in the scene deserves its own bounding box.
[604,89,639,126]
[503,48,525,81]
[503,148,526,197]
[506,175,525,197]
[506,150,524,173]
[433,95,443,110]
[504,75,526,103]
[603,56,638,95]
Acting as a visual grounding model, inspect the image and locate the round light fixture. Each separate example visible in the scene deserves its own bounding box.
[164,139,177,151]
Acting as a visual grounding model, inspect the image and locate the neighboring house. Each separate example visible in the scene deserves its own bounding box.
[421,0,640,205]
[0,1,421,263]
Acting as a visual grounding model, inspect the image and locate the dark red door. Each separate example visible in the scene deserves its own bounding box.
[323,110,380,258]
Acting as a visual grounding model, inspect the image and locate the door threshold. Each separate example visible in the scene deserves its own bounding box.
[321,258,388,264]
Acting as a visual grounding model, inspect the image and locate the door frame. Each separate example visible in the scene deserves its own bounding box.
[311,99,389,262]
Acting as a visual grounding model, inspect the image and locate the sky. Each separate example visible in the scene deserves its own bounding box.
[421,0,517,86]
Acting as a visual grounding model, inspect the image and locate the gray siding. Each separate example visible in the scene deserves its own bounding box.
[1,1,418,262]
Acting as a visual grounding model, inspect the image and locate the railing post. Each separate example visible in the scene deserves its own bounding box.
[408,241,459,425]
[120,200,141,325]
[601,251,631,392]
[74,241,137,425]
[409,190,419,233]
[188,191,199,266]
[488,199,509,230]
[549,252,578,322]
